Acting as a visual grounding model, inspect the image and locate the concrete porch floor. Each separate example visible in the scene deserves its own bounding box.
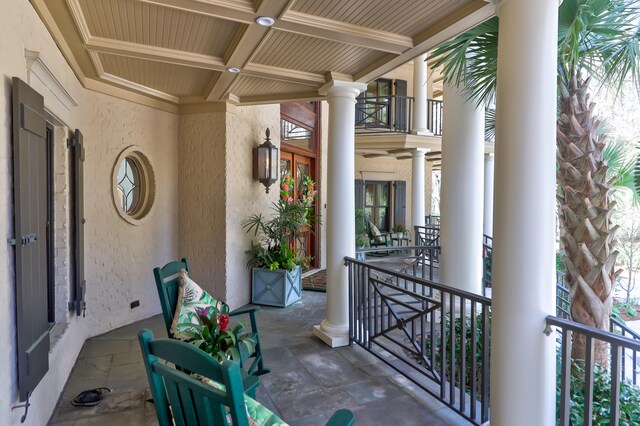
[50,291,465,425]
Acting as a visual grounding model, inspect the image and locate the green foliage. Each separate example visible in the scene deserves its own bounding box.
[355,208,370,248]
[178,306,255,364]
[424,311,491,399]
[483,249,492,288]
[243,200,314,271]
[557,251,567,272]
[556,354,640,425]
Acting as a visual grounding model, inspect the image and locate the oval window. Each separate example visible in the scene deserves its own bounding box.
[112,147,155,224]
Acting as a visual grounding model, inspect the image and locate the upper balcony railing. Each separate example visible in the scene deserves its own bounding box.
[355,97,444,136]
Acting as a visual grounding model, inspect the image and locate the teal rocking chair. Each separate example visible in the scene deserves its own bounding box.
[153,259,270,383]
[139,330,355,426]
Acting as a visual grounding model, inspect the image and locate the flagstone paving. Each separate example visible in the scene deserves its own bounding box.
[50,291,466,425]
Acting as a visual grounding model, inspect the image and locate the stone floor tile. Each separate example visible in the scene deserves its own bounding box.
[107,362,149,392]
[59,356,112,400]
[342,379,395,405]
[261,369,323,402]
[275,388,357,422]
[50,407,147,425]
[79,339,134,359]
[112,350,143,366]
[350,395,448,426]
[260,347,303,373]
[297,351,366,388]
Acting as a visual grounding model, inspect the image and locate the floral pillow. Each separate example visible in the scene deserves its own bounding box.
[368,221,387,244]
[196,375,289,426]
[171,269,227,340]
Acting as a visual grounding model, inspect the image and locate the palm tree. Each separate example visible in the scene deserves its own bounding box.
[432,0,640,364]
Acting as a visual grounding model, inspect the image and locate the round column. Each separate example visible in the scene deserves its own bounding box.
[411,149,426,231]
[412,53,429,135]
[313,81,366,348]
[491,0,558,424]
[483,154,495,237]
[440,81,484,294]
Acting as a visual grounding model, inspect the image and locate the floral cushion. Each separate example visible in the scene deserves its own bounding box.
[369,222,388,244]
[197,375,289,426]
[171,269,227,340]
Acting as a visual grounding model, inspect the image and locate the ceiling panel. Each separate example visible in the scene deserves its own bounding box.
[80,0,240,57]
[229,75,318,98]
[252,30,388,75]
[291,0,476,38]
[99,53,216,97]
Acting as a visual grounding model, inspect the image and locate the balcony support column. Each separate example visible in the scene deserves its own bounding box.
[314,80,367,348]
[440,82,484,295]
[411,149,427,231]
[412,53,430,135]
[483,153,494,237]
[491,0,558,424]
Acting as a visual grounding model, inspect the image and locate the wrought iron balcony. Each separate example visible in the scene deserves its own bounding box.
[355,96,443,136]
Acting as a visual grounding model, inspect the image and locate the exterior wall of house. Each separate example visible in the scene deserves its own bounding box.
[178,111,228,300]
[224,104,281,309]
[0,2,179,424]
[83,90,179,336]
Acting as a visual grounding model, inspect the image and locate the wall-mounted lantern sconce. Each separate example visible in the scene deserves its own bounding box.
[253,128,278,193]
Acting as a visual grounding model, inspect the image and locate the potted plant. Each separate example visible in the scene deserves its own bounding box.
[243,178,317,307]
[391,223,407,239]
[355,208,370,260]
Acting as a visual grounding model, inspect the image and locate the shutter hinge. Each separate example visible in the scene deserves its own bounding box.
[8,238,16,246]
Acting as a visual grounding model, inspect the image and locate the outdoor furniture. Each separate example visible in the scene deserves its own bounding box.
[139,329,355,426]
[367,221,392,250]
[153,259,270,380]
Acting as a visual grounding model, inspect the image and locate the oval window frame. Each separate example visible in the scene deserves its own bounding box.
[112,146,155,225]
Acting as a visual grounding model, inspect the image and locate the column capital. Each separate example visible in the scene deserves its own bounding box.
[319,80,367,98]
[493,0,562,16]
[412,148,428,157]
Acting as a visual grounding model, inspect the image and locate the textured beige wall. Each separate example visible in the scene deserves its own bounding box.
[178,112,227,299]
[0,3,179,424]
[224,104,281,308]
[83,90,179,336]
[0,2,85,424]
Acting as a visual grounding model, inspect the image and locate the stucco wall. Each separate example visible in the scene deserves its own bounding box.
[178,112,227,299]
[83,90,179,336]
[224,104,281,309]
[0,2,179,424]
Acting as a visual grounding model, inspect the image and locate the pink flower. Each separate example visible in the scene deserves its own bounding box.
[282,184,289,191]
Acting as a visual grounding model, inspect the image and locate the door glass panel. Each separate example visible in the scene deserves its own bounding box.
[296,163,309,198]
[281,119,313,151]
[364,182,390,231]
[280,159,291,181]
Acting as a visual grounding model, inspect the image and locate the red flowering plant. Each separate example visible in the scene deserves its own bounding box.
[179,305,255,364]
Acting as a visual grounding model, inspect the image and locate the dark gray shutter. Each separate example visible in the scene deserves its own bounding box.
[355,91,365,126]
[69,130,86,317]
[11,77,50,402]
[394,80,408,132]
[394,181,406,228]
[355,179,365,209]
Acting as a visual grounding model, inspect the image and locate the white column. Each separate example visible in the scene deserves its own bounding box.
[411,149,426,231]
[483,154,495,237]
[412,53,430,135]
[440,82,484,294]
[314,81,366,348]
[490,0,558,425]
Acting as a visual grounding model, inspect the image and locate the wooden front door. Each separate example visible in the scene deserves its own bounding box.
[280,101,320,268]
[280,152,314,267]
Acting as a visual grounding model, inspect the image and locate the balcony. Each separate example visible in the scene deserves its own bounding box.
[355,96,443,136]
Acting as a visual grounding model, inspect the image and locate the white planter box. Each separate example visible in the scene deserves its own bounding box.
[251,266,302,307]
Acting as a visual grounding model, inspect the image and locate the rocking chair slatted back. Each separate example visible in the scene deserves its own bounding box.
[153,258,191,337]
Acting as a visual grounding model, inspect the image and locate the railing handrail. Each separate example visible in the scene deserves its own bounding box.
[546,315,640,350]
[345,253,492,305]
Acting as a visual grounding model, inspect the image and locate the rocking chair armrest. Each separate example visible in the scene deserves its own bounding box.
[325,409,355,426]
[229,306,261,317]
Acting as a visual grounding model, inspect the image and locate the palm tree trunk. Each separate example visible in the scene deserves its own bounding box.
[557,73,622,365]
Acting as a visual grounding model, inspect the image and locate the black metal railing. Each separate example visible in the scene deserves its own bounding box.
[546,316,640,425]
[346,246,491,425]
[482,235,492,290]
[425,215,441,225]
[428,99,443,136]
[355,96,413,134]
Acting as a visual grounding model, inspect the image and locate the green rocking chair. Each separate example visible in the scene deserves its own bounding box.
[139,330,354,426]
[153,259,270,384]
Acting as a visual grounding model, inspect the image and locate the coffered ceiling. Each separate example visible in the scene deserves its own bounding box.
[31,0,493,111]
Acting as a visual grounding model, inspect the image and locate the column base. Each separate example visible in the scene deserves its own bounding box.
[312,320,349,348]
[412,129,433,136]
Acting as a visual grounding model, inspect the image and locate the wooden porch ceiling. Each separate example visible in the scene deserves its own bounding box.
[31,0,493,111]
